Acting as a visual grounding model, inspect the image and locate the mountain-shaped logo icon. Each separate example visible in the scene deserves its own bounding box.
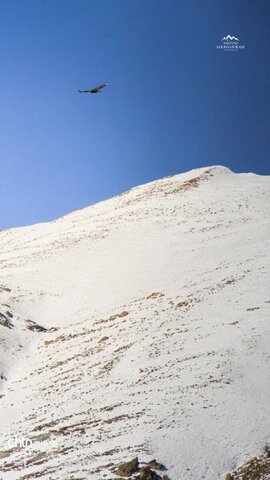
[222,35,239,42]
[217,34,245,51]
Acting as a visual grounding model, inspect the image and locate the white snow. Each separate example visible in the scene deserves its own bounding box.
[0,165,269,479]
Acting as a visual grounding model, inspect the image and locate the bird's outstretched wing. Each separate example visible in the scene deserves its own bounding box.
[78,82,108,93]
[95,82,108,92]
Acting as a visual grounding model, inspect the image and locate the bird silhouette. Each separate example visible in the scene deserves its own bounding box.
[78,82,108,93]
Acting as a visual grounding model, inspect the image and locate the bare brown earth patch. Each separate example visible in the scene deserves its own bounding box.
[110,310,129,320]
[146,292,165,300]
[99,335,110,342]
[175,300,189,308]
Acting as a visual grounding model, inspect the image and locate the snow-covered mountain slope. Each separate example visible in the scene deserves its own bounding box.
[0,166,269,480]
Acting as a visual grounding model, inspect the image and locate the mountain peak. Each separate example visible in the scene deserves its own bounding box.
[0,166,270,479]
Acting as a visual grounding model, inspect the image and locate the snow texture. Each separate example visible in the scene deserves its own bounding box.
[0,166,269,479]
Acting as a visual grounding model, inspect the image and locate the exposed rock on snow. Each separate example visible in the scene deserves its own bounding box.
[147,459,165,471]
[0,166,269,479]
[224,450,270,479]
[0,310,14,329]
[138,466,160,480]
[112,456,166,479]
[113,456,139,476]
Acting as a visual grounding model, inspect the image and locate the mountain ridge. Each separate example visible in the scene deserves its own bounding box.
[0,165,269,479]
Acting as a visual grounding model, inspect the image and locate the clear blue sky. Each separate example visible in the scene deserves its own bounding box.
[0,0,269,228]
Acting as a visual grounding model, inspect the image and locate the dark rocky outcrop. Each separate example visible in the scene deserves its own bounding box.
[0,311,14,329]
[25,320,48,332]
[111,457,168,480]
[147,459,165,471]
[139,466,161,480]
[114,457,139,477]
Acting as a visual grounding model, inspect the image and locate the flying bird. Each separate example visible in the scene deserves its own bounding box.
[78,82,108,94]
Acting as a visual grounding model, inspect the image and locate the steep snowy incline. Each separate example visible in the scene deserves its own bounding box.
[0,166,269,480]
